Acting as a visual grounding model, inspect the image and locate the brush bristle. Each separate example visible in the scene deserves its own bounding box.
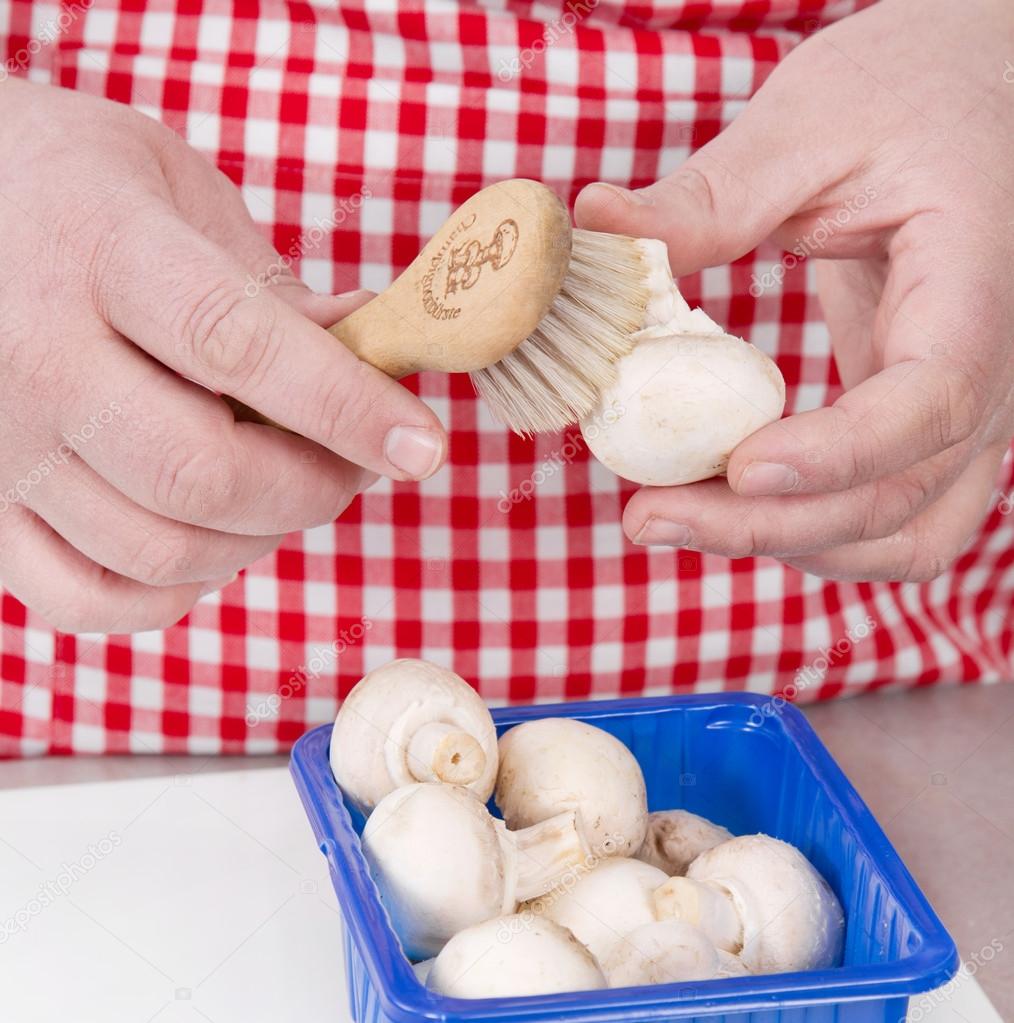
[470,229,650,435]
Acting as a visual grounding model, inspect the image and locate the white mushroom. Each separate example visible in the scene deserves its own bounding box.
[495,718,648,857]
[427,916,606,998]
[411,958,435,985]
[717,949,752,978]
[601,920,749,988]
[636,809,733,876]
[362,782,590,959]
[580,240,785,488]
[330,658,497,814]
[653,834,845,974]
[536,857,667,963]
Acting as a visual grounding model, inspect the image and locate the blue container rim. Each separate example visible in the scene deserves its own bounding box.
[290,692,959,1022]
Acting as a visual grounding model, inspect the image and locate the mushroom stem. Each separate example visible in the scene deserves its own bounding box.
[506,810,591,902]
[654,877,743,953]
[406,722,485,785]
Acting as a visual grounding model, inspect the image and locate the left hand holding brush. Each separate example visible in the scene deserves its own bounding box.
[576,0,1014,582]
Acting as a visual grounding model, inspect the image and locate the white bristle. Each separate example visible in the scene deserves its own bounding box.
[470,229,651,435]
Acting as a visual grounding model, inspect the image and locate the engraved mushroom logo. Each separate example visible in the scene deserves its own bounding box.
[445,218,519,295]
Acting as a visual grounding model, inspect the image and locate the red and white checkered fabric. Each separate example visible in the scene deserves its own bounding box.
[1,0,1012,756]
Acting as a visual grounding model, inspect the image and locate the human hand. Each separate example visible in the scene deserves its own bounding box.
[0,79,445,632]
[576,0,1014,582]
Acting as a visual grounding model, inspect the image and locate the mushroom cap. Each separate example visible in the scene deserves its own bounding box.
[601,920,725,988]
[716,950,751,977]
[687,834,845,974]
[580,331,785,487]
[636,810,733,876]
[411,958,435,985]
[495,718,648,857]
[330,658,497,814]
[427,916,606,998]
[535,857,667,963]
[362,783,511,959]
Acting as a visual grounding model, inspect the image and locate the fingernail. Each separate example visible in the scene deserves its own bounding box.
[384,426,444,480]
[336,288,372,300]
[199,573,237,598]
[359,469,381,493]
[592,181,652,206]
[634,518,692,547]
[737,462,798,496]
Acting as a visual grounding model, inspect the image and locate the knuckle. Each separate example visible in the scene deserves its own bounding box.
[891,527,959,583]
[895,549,950,584]
[153,439,245,524]
[177,282,280,388]
[724,516,764,560]
[866,475,935,541]
[824,400,881,491]
[668,167,724,261]
[672,166,720,222]
[37,587,117,634]
[127,531,199,587]
[928,368,981,450]
[309,361,383,448]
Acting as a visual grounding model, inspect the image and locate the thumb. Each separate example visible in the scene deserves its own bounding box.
[574,105,825,276]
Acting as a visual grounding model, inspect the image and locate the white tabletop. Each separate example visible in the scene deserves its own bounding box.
[0,764,1001,1023]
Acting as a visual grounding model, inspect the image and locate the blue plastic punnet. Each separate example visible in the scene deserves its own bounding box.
[291,692,958,1023]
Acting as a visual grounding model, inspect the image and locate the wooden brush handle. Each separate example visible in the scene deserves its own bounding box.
[327,179,572,376]
[228,179,571,429]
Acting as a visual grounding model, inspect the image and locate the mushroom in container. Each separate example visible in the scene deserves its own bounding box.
[636,809,733,876]
[495,717,648,857]
[534,856,667,963]
[362,782,591,959]
[330,658,498,815]
[654,834,845,974]
[602,920,749,988]
[427,916,606,997]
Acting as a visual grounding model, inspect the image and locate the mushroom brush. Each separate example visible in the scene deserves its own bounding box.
[653,834,845,974]
[329,658,497,815]
[363,782,592,959]
[233,179,653,435]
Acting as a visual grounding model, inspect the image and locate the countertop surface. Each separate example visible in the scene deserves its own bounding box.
[0,683,1010,1022]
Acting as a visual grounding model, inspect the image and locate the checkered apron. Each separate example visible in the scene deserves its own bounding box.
[1,0,1012,756]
